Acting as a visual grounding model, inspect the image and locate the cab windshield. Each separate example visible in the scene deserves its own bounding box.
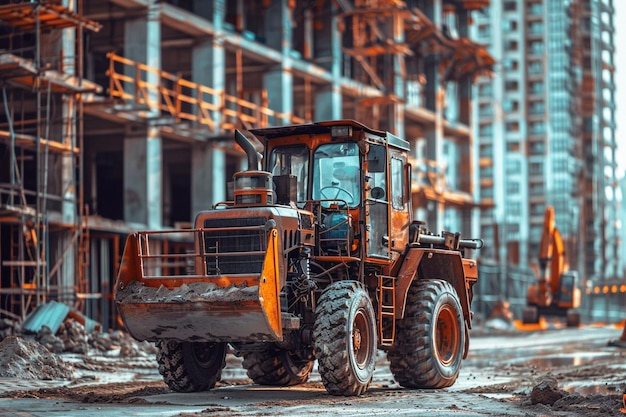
[312,142,360,208]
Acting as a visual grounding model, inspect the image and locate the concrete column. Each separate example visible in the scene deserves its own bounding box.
[124,126,162,229]
[191,143,226,216]
[190,0,227,213]
[122,1,162,229]
[192,0,225,131]
[314,2,342,120]
[124,1,160,116]
[263,0,293,125]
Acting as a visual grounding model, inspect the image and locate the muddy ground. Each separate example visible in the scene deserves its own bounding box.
[0,320,624,416]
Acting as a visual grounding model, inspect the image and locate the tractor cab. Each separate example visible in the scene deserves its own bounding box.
[251,120,411,264]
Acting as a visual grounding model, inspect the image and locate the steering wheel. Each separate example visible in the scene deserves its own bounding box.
[319,186,354,205]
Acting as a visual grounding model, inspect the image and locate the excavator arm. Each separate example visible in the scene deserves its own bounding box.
[537,206,566,306]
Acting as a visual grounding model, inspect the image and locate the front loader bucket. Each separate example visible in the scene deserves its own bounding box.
[114,228,283,343]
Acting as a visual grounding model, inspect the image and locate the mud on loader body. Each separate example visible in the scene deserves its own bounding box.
[115,120,483,396]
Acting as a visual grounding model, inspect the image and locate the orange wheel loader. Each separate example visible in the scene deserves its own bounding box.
[114,120,483,396]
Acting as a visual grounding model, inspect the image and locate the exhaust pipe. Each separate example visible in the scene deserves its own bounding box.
[235,130,259,171]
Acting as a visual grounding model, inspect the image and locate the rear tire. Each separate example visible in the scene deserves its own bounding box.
[242,346,313,386]
[313,280,377,396]
[388,279,465,389]
[523,305,539,324]
[156,340,227,392]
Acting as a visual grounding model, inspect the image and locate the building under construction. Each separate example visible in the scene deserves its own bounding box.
[0,0,494,327]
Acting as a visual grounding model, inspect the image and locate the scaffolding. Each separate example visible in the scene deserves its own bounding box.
[0,0,496,325]
[0,1,101,320]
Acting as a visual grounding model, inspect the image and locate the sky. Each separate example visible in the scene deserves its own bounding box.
[617,1,626,176]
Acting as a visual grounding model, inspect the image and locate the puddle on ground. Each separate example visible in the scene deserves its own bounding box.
[562,383,624,395]
[465,352,616,370]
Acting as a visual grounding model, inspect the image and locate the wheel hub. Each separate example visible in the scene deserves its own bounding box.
[353,328,362,350]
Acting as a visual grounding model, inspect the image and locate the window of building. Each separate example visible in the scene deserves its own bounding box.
[529,161,543,176]
[505,80,519,91]
[481,185,494,198]
[529,22,543,35]
[503,99,519,112]
[479,124,493,137]
[505,159,521,174]
[529,183,544,196]
[530,121,545,134]
[506,201,521,216]
[478,24,490,38]
[505,39,518,51]
[529,41,544,54]
[506,121,520,132]
[528,60,543,75]
[502,20,518,31]
[504,1,517,11]
[529,81,544,94]
[529,100,545,115]
[529,140,545,154]
[479,103,493,117]
[506,223,520,234]
[478,83,493,97]
[506,181,520,194]
[506,142,520,152]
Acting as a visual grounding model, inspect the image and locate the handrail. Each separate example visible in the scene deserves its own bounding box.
[106,52,306,132]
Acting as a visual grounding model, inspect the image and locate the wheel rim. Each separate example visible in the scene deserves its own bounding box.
[435,305,460,366]
[191,343,219,369]
[352,309,372,369]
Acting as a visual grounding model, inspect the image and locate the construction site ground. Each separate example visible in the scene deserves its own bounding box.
[0,322,625,417]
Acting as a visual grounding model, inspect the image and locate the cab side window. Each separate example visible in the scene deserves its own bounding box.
[391,157,404,209]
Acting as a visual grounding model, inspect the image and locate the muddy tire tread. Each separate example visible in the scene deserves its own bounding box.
[387,279,464,389]
[313,280,377,396]
[242,347,313,386]
[156,340,226,392]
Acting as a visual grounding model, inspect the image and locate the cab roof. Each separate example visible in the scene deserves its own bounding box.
[249,120,409,151]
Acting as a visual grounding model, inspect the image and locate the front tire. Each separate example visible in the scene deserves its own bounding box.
[242,346,313,386]
[156,340,227,392]
[388,279,465,389]
[313,280,377,396]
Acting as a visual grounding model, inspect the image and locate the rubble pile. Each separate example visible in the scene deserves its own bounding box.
[524,374,625,417]
[0,315,156,357]
[529,375,564,405]
[0,336,74,380]
[88,328,157,357]
[0,313,158,381]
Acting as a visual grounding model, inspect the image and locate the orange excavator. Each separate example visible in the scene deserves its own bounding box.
[523,206,582,327]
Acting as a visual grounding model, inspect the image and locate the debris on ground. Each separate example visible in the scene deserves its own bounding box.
[0,336,74,380]
[522,373,626,416]
[529,375,565,405]
[0,303,156,382]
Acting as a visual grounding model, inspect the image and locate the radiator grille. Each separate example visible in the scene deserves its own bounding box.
[203,217,267,275]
